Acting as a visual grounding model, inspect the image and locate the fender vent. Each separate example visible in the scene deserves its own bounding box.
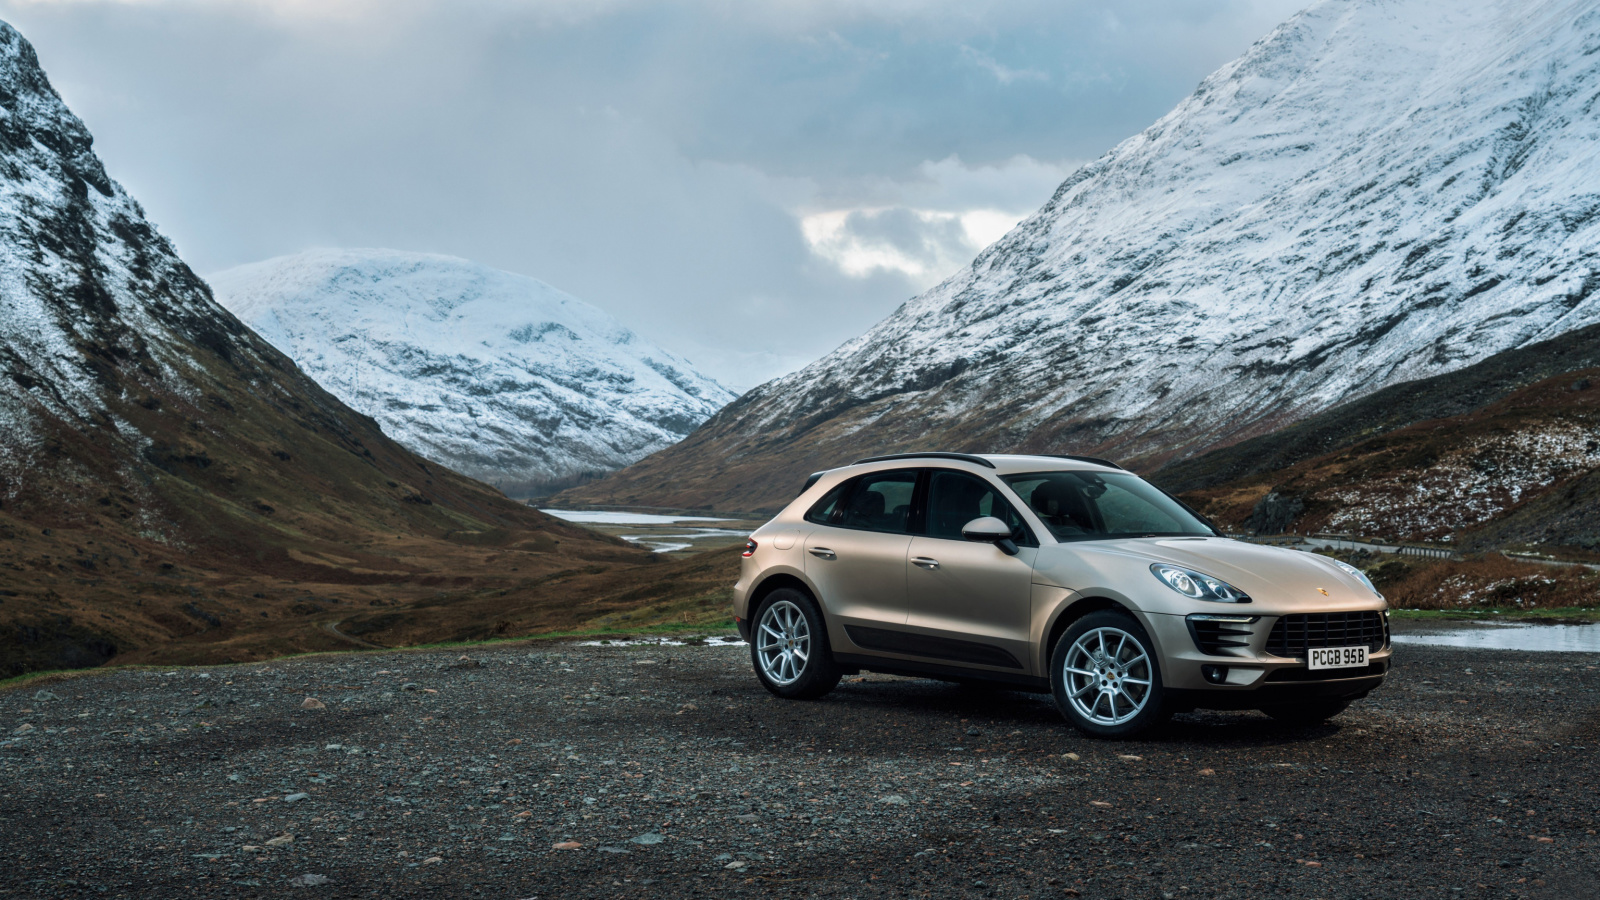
[1186,615,1258,657]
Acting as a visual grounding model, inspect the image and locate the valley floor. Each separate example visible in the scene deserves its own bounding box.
[1,639,1596,898]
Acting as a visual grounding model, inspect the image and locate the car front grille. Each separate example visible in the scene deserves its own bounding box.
[1266,612,1387,658]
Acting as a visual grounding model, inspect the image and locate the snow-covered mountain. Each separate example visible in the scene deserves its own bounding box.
[0,19,646,673]
[560,0,1600,512]
[210,249,736,492]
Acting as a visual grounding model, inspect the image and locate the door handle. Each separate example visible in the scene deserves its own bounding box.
[911,557,940,570]
[809,547,837,560]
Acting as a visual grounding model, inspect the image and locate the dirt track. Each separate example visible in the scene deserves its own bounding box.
[2,637,1597,899]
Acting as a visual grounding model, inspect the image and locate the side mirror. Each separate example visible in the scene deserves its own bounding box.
[961,516,1019,556]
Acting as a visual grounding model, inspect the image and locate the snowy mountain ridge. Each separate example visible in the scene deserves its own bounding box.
[558,0,1600,511]
[210,249,737,492]
[0,20,258,501]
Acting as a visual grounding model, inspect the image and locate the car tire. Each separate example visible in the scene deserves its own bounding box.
[1261,700,1350,724]
[750,588,841,700]
[1050,610,1171,739]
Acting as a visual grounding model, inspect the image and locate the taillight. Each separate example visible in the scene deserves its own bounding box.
[742,539,758,557]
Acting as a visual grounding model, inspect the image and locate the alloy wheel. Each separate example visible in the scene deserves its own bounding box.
[756,599,810,686]
[1061,626,1153,726]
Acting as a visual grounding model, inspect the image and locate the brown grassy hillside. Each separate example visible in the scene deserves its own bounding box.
[0,22,672,675]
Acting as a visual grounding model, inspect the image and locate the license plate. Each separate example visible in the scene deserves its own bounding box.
[1307,646,1368,670]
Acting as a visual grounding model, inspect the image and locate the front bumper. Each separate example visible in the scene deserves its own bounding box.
[1167,664,1387,711]
[1146,609,1392,695]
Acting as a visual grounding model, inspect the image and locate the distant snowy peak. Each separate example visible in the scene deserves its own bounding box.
[210,249,736,491]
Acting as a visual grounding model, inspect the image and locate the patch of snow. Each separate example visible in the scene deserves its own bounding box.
[1322,424,1600,539]
[574,636,747,647]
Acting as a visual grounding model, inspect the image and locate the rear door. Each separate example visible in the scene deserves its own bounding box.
[903,469,1038,673]
[802,469,918,635]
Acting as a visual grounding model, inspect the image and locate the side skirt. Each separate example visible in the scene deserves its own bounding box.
[833,652,1050,694]
[843,624,1024,669]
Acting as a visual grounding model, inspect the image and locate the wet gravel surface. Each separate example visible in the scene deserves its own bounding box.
[2,641,1598,899]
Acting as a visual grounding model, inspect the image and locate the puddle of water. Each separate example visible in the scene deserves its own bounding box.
[1392,623,1600,653]
[541,509,731,525]
[575,636,747,648]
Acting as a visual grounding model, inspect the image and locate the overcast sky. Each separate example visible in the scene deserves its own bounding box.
[3,0,1306,390]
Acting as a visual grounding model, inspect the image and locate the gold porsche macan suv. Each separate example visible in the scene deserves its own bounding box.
[733,453,1390,738]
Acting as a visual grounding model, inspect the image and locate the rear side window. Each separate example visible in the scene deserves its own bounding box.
[805,469,918,534]
[805,480,852,525]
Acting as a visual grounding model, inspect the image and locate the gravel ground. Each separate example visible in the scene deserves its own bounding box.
[2,638,1598,899]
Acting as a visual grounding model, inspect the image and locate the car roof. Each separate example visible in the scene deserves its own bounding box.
[837,452,1125,478]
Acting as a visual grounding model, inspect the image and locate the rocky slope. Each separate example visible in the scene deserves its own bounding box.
[210,250,735,496]
[1178,366,1600,550]
[0,21,650,675]
[558,0,1600,513]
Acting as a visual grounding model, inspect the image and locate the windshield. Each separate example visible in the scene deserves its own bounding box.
[1001,470,1216,542]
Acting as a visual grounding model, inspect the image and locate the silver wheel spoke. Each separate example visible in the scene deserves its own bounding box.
[756,600,812,686]
[1064,625,1153,726]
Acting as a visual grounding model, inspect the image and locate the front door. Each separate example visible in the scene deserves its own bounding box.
[904,469,1037,673]
[802,469,918,638]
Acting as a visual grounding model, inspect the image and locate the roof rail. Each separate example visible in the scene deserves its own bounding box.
[851,451,997,469]
[1046,454,1124,470]
[798,471,826,496]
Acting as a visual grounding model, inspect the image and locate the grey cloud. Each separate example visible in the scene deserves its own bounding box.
[0,0,1306,389]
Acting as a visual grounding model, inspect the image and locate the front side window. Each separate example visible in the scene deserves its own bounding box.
[924,469,1032,544]
[1002,470,1215,542]
[806,469,918,534]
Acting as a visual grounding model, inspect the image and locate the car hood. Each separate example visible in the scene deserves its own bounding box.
[1033,536,1380,607]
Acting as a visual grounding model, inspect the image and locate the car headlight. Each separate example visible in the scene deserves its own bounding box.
[1150,563,1251,603]
[1330,559,1381,597]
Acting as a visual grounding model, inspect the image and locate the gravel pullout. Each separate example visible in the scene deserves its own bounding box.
[2,644,1597,899]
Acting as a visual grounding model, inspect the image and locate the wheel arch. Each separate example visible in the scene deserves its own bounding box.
[748,572,817,613]
[1039,595,1132,673]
